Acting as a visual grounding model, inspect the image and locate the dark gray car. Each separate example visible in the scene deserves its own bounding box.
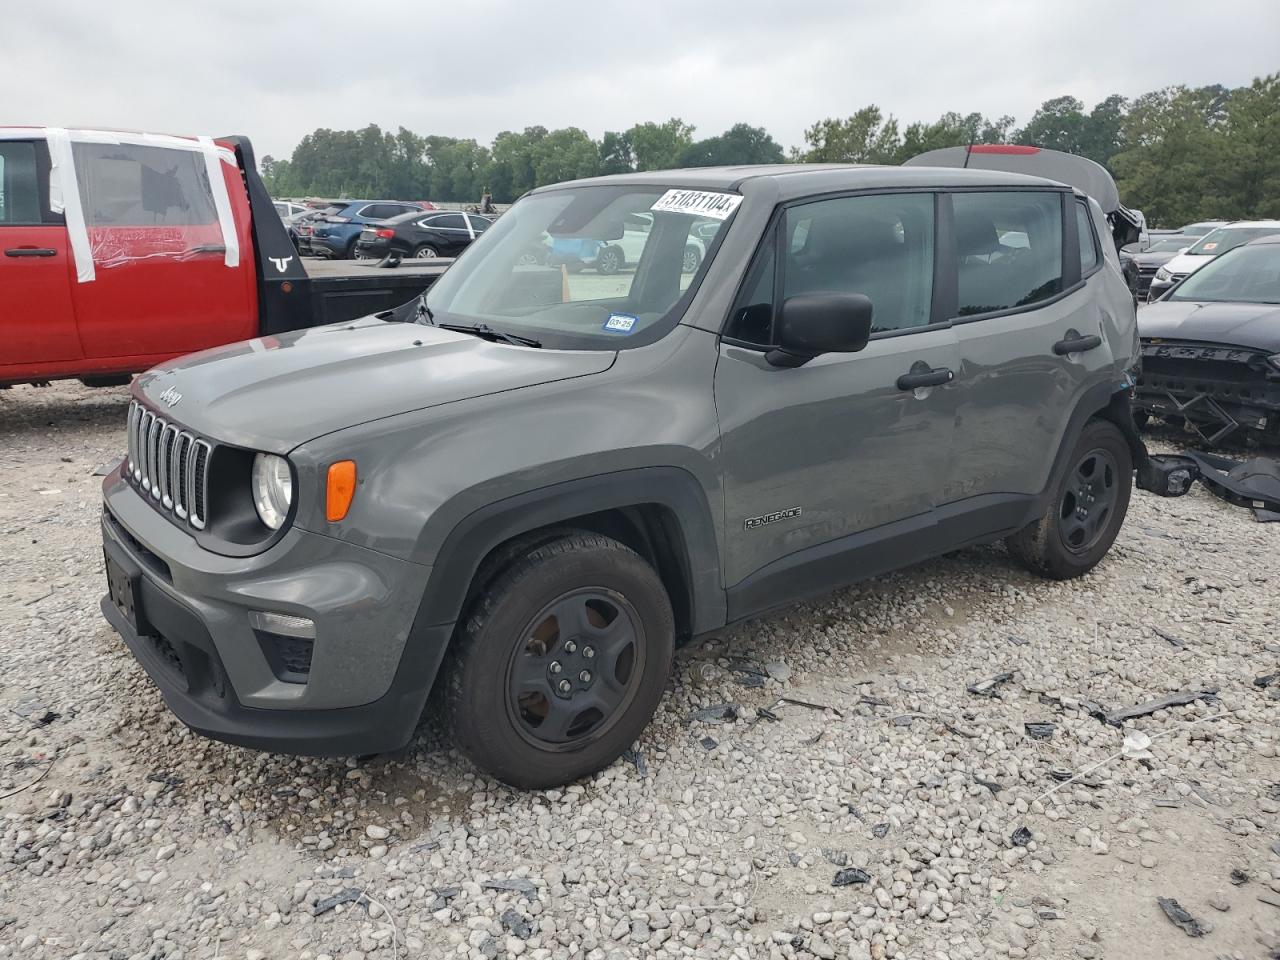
[1136,235,1280,445]
[101,160,1144,787]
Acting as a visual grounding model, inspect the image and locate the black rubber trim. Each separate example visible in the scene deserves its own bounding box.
[418,467,726,635]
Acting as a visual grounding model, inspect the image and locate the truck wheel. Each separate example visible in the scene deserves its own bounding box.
[596,246,623,274]
[413,245,440,259]
[446,532,674,788]
[1006,418,1132,580]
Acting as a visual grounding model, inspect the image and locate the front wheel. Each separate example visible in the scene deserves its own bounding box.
[1006,418,1133,580]
[682,245,702,273]
[445,533,674,788]
[596,246,623,275]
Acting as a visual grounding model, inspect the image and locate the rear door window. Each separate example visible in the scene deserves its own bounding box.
[72,142,218,227]
[0,141,42,225]
[952,191,1063,316]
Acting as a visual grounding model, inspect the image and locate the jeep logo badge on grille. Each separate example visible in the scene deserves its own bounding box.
[159,387,182,408]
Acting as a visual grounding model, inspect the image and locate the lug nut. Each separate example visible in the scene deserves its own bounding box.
[582,647,595,659]
[579,671,592,683]
[550,661,562,674]
[564,640,577,653]
[558,679,571,693]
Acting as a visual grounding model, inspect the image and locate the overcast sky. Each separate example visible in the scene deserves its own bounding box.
[6,1,1279,160]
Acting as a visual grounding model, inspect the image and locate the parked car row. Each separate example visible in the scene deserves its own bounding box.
[354,210,494,259]
[1147,220,1280,300]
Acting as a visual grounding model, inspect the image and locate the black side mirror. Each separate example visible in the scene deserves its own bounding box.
[766,293,874,368]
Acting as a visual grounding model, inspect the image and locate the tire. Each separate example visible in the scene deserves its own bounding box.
[413,245,440,259]
[682,245,702,273]
[595,246,623,275]
[445,533,674,788]
[1006,418,1133,580]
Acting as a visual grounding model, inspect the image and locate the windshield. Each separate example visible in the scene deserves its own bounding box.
[1145,238,1190,253]
[1188,226,1280,256]
[1169,243,1280,304]
[1179,222,1218,237]
[422,185,738,349]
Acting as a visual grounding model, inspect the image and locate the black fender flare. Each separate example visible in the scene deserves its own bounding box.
[1037,379,1143,514]
[415,466,727,635]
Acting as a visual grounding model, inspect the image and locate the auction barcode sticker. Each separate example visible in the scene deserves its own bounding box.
[650,189,743,220]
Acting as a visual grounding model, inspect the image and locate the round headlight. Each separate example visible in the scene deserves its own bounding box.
[252,453,293,530]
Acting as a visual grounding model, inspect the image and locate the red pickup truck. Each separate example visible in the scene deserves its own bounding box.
[0,129,442,388]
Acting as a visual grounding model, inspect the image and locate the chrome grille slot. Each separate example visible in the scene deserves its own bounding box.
[126,402,139,478]
[160,424,178,508]
[147,415,162,499]
[189,441,211,529]
[140,411,155,493]
[121,401,215,533]
[173,433,192,519]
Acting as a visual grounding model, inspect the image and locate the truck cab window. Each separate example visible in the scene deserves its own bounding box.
[0,141,41,225]
[72,142,218,227]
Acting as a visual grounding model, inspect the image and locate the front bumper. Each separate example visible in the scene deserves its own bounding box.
[1146,277,1181,302]
[99,466,451,756]
[1134,340,1280,444]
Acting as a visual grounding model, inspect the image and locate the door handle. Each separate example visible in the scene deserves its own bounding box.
[4,247,57,257]
[896,366,955,391]
[1053,331,1102,355]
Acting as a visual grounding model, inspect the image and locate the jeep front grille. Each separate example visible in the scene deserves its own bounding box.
[125,400,212,530]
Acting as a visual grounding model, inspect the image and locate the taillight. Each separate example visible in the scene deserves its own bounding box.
[375,229,395,239]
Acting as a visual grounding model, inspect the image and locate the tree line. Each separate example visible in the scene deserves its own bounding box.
[260,73,1279,227]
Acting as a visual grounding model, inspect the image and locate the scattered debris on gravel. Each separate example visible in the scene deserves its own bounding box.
[2,382,1279,960]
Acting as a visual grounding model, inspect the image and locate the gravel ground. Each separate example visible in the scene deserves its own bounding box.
[2,380,1279,960]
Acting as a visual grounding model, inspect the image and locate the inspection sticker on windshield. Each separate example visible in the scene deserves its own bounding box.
[603,313,638,334]
[650,189,742,220]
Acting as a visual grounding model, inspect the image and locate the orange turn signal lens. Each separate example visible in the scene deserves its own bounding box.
[326,460,357,522]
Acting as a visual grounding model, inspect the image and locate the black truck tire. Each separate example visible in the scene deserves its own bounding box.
[446,532,674,788]
[1007,418,1133,580]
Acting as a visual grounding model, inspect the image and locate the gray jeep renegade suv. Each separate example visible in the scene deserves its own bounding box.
[101,161,1142,787]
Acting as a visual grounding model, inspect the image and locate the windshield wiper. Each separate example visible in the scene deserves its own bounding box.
[439,322,542,348]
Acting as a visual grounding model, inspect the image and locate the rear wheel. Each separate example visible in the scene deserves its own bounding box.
[413,245,440,259]
[682,245,702,273]
[1006,418,1132,580]
[445,533,674,788]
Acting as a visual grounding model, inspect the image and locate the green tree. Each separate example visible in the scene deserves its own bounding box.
[677,123,784,167]
[598,131,635,175]
[627,119,695,171]
[794,106,900,163]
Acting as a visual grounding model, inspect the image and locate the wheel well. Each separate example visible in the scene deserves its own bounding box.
[464,505,695,642]
[1092,389,1148,467]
